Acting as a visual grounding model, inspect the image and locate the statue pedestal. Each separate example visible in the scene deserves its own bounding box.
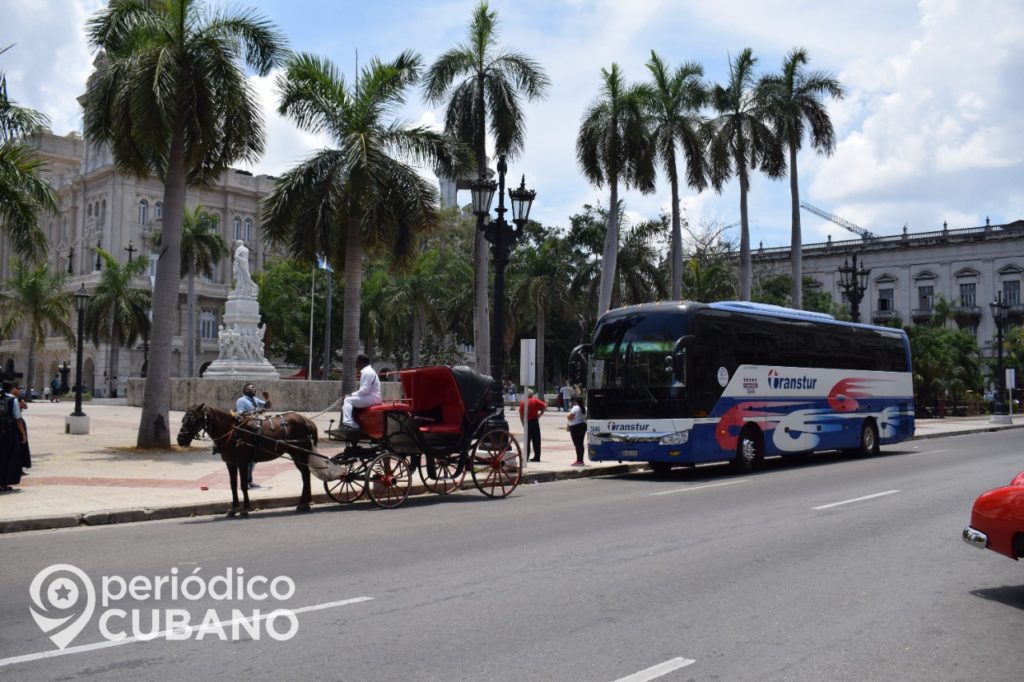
[203,291,279,380]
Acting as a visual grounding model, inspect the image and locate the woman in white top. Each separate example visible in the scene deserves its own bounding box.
[566,397,587,466]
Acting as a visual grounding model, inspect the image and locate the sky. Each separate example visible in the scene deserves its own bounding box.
[3,0,1023,249]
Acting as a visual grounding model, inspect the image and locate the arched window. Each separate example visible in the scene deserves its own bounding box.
[155,202,162,220]
[244,218,253,242]
[87,204,93,218]
[233,217,241,240]
[100,199,106,223]
[138,199,149,225]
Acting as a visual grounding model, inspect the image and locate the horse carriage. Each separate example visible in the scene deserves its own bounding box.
[177,365,524,514]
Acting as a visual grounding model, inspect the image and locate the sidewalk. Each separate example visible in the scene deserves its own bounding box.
[1,401,1020,533]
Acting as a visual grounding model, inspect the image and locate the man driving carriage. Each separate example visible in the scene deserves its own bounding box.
[235,383,271,488]
[341,354,382,430]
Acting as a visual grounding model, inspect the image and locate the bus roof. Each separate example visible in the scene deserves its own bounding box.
[597,300,906,337]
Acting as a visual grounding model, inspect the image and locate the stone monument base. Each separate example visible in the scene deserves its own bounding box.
[201,359,280,379]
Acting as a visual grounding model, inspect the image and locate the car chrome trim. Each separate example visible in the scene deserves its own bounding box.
[962,526,988,549]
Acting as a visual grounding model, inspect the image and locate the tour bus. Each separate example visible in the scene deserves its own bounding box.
[569,301,915,473]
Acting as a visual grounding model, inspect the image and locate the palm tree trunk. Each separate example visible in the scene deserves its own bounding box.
[137,124,186,447]
[597,182,620,315]
[670,163,682,301]
[109,325,121,397]
[739,167,752,301]
[341,220,363,395]
[789,142,802,309]
[473,75,490,376]
[411,304,422,367]
[25,341,36,400]
[536,303,546,399]
[186,266,196,376]
[107,313,116,395]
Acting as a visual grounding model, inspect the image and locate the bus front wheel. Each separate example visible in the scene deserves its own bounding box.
[732,427,764,473]
[857,419,880,457]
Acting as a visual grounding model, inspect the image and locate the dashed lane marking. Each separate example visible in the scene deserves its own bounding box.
[650,480,748,496]
[614,657,697,681]
[812,490,901,510]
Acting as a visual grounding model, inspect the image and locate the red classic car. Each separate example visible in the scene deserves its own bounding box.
[963,471,1024,560]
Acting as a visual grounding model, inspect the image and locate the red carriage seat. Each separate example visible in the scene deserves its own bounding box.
[399,366,466,435]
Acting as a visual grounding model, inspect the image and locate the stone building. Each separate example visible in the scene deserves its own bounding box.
[0,130,276,396]
[752,219,1024,359]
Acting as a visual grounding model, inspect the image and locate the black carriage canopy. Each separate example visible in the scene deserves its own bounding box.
[450,365,495,413]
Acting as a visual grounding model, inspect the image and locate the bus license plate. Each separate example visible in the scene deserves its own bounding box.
[622,449,639,457]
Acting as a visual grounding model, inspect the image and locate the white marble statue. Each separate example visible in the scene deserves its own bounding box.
[232,240,258,297]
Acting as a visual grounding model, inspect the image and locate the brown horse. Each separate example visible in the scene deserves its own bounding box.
[177,404,318,517]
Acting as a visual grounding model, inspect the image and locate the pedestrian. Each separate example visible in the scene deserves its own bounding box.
[559,380,574,412]
[235,382,271,488]
[0,381,26,491]
[342,354,381,430]
[518,388,547,462]
[50,374,61,401]
[507,383,517,411]
[566,396,587,466]
[12,385,30,475]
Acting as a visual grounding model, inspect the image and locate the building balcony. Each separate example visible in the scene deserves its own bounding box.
[872,309,899,324]
[1009,303,1024,323]
[953,305,982,322]
[911,308,934,323]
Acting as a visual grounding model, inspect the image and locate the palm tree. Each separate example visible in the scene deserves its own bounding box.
[762,48,844,309]
[707,48,785,301]
[152,206,229,376]
[614,218,670,307]
[0,263,76,396]
[262,51,458,394]
[577,63,656,317]
[82,0,285,446]
[641,51,708,301]
[424,0,550,375]
[85,249,152,395]
[0,70,56,260]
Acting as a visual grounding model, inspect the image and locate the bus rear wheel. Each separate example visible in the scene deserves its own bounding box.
[857,419,880,457]
[732,427,764,473]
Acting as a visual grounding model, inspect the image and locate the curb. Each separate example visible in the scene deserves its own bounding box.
[1,424,1020,534]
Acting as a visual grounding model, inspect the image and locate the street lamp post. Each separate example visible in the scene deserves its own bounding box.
[837,253,870,322]
[65,284,91,434]
[470,155,536,420]
[990,292,1012,424]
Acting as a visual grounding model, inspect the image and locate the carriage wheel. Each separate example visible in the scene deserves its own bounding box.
[418,453,466,495]
[323,459,367,504]
[470,429,522,498]
[365,453,413,509]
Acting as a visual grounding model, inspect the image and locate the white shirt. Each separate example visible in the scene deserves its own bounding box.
[567,404,586,426]
[352,364,382,402]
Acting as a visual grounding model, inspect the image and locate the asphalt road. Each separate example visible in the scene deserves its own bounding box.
[1,430,1022,681]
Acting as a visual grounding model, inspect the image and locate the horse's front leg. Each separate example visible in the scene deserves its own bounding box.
[226,463,239,518]
[240,462,252,515]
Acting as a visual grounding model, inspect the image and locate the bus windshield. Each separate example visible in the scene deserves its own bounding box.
[589,310,690,418]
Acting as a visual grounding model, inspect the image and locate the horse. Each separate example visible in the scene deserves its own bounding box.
[177,404,318,517]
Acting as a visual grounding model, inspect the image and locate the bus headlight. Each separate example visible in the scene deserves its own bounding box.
[588,435,604,445]
[659,431,689,445]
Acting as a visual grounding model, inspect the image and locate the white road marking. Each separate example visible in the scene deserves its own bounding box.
[650,479,748,496]
[812,490,901,510]
[908,449,950,457]
[0,596,374,668]
[614,657,696,681]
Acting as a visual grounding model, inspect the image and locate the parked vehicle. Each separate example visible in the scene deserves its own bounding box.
[962,471,1024,560]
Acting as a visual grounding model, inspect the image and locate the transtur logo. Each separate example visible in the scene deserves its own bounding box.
[767,369,817,390]
[607,422,651,432]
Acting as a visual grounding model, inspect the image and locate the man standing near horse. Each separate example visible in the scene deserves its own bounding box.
[236,383,271,488]
[341,354,381,430]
